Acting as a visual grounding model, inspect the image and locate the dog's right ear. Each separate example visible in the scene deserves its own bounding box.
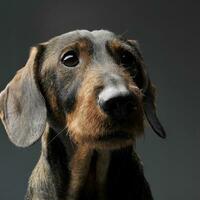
[0,46,47,147]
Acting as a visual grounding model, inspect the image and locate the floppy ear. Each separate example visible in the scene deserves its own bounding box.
[0,46,47,147]
[129,39,166,138]
[143,78,166,138]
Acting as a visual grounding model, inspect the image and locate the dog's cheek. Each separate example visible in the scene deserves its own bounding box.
[62,78,81,113]
[66,71,110,143]
[38,69,67,129]
[122,73,145,135]
[66,90,107,143]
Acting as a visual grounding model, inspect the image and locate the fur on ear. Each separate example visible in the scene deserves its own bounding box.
[0,46,47,147]
[129,40,166,138]
[143,79,166,138]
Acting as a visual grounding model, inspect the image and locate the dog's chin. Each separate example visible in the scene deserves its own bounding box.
[81,132,135,150]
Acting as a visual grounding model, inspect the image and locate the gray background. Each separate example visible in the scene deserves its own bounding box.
[0,0,200,199]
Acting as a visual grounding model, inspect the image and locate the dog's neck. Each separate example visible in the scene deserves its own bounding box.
[26,126,153,200]
[32,127,111,200]
[66,144,110,200]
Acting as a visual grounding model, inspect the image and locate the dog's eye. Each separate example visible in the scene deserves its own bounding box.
[61,51,79,67]
[119,50,135,67]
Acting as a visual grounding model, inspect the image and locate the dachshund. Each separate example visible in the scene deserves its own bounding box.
[0,30,166,200]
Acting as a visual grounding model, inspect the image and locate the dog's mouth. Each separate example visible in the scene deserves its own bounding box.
[81,131,135,149]
[97,131,133,141]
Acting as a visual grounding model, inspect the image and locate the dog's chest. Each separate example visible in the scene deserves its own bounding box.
[66,149,110,200]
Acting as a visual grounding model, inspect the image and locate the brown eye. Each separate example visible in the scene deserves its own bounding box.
[61,50,79,67]
[119,50,135,67]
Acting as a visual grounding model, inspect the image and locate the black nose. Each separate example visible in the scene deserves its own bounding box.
[98,92,137,120]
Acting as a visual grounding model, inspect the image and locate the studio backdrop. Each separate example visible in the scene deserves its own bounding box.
[0,0,200,199]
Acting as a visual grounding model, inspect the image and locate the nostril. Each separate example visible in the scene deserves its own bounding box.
[98,94,137,119]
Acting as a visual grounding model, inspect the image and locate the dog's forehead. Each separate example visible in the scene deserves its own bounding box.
[47,30,116,50]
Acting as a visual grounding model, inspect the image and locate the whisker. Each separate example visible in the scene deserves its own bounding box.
[120,30,129,37]
[65,130,75,149]
[48,126,67,145]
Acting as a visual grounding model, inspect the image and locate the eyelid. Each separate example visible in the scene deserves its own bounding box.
[119,42,135,53]
[120,48,134,55]
[60,42,80,59]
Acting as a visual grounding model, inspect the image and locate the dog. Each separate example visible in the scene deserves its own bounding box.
[0,30,166,200]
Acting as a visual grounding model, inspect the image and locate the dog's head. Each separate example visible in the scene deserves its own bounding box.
[0,30,166,149]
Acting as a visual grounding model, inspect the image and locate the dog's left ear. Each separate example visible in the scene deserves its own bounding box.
[129,39,166,138]
[143,79,166,138]
[0,46,47,147]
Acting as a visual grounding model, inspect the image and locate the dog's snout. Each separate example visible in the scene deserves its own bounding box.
[98,86,137,120]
